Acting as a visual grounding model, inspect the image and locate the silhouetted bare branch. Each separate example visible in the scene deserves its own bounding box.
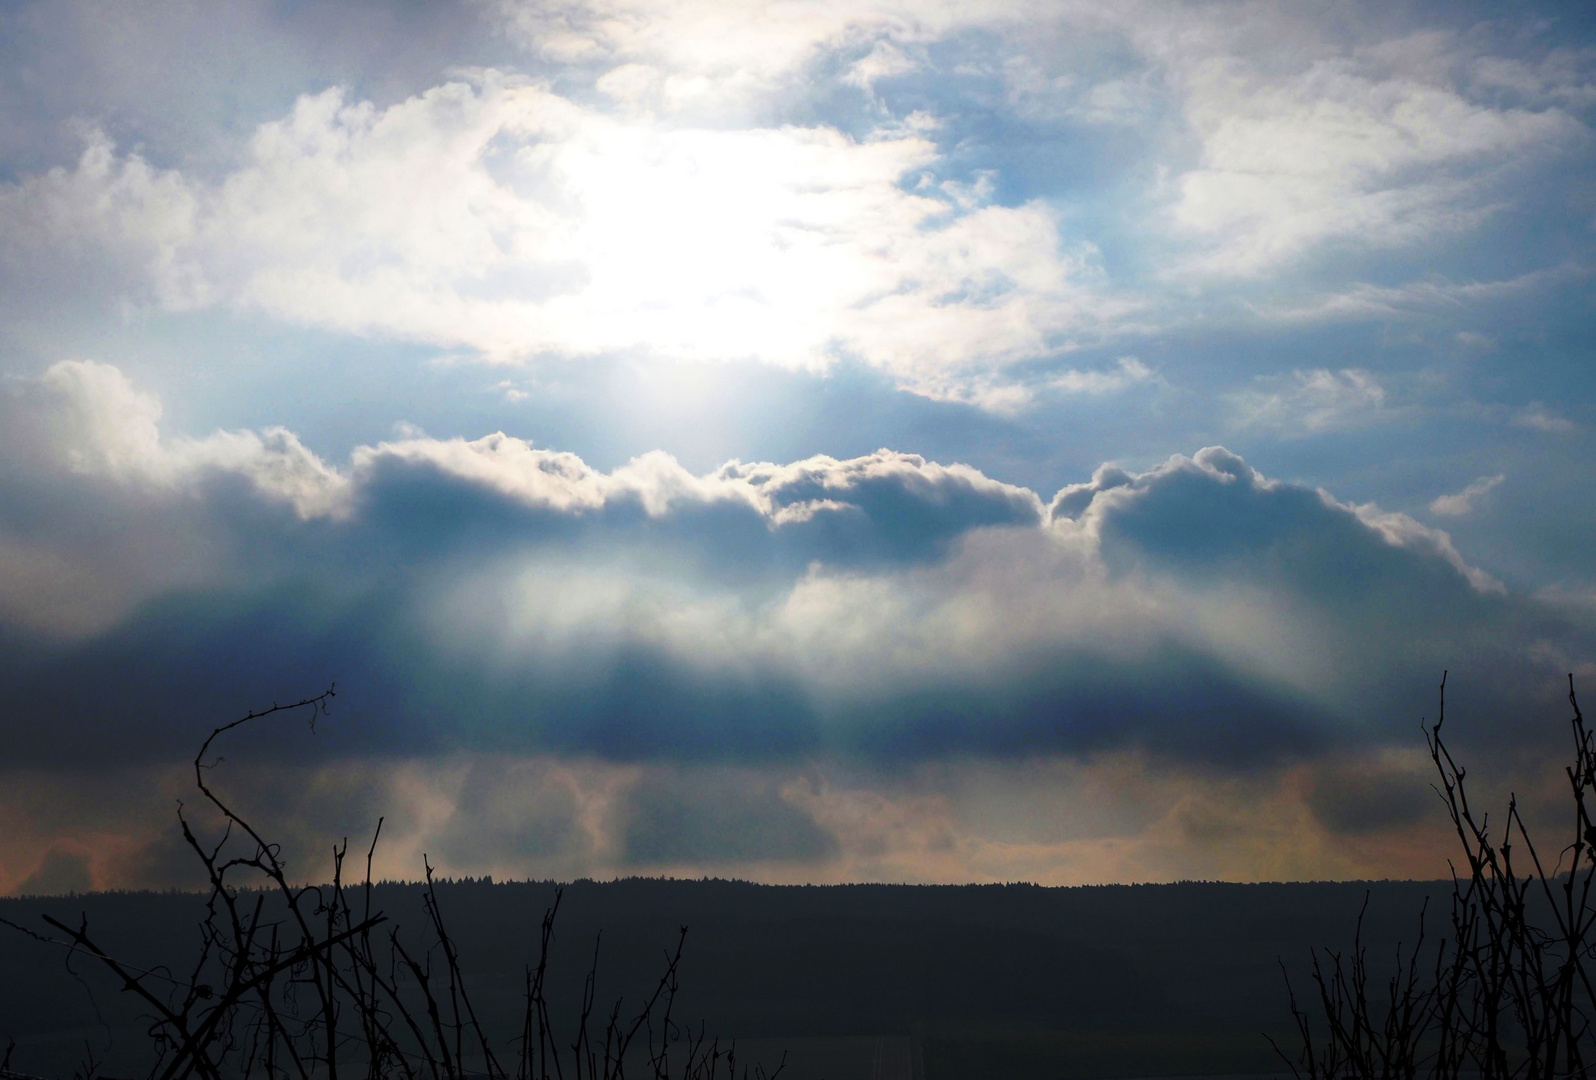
[4,689,782,1080]
[1280,673,1596,1080]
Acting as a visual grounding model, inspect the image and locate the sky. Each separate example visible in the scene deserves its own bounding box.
[1,0,1594,895]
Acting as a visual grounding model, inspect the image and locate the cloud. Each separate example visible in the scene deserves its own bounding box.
[983,7,1595,282]
[1046,356,1156,396]
[0,747,1469,893]
[0,0,1593,893]
[0,361,354,638]
[29,360,347,515]
[1159,28,1587,276]
[1305,748,1434,837]
[0,74,1123,408]
[621,767,838,867]
[515,1,1592,280]
[1054,445,1508,605]
[15,848,93,896]
[0,363,1581,778]
[0,363,1589,888]
[1431,474,1505,517]
[843,40,921,92]
[1,359,1042,569]
[1514,402,1578,434]
[1224,368,1387,434]
[2,1,1585,419]
[1244,265,1580,324]
[484,0,1005,109]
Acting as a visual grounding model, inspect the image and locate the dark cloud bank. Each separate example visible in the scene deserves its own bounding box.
[1,361,1587,778]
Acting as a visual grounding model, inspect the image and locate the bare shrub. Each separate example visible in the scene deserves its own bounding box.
[3,690,781,1080]
[1276,673,1596,1080]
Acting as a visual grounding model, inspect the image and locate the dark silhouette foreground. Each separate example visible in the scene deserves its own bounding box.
[1278,674,1596,1080]
[2,689,779,1080]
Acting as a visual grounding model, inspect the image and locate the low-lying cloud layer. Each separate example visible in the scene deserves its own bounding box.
[1,361,1590,891]
[0,747,1474,895]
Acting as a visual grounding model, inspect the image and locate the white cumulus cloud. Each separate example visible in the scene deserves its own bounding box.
[0,74,1123,408]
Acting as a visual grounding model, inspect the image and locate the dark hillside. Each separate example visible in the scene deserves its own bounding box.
[0,877,1448,1079]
